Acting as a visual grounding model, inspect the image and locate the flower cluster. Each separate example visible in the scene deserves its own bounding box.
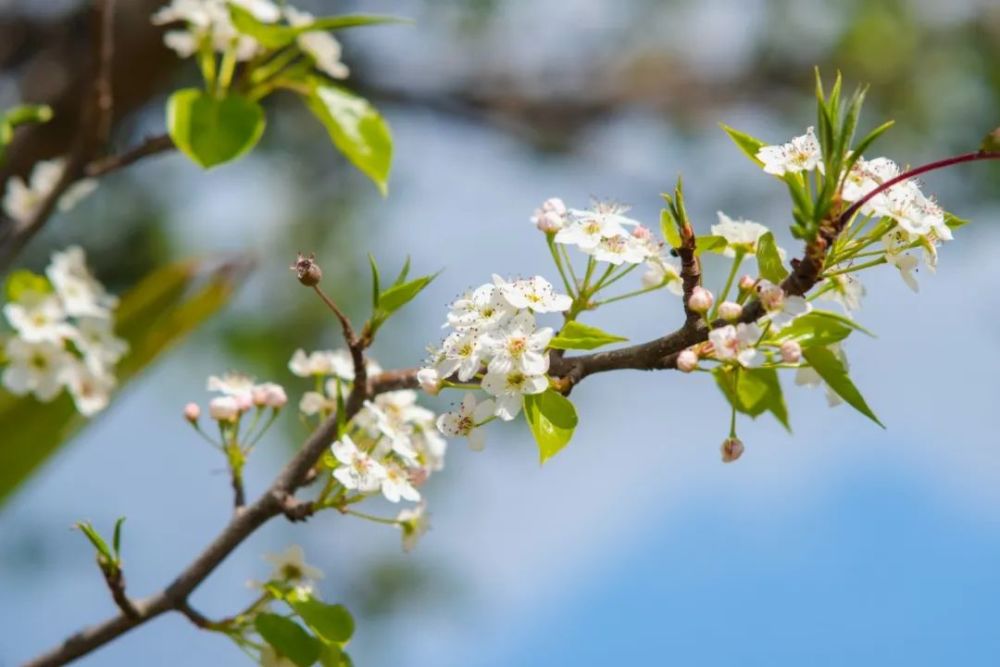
[2,158,97,225]
[1,247,126,416]
[289,348,444,507]
[423,274,571,436]
[755,126,823,176]
[153,0,349,78]
[201,371,288,421]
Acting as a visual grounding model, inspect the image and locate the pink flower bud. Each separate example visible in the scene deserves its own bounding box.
[738,275,757,293]
[409,467,430,487]
[688,286,713,313]
[209,396,240,422]
[677,348,699,373]
[780,340,802,364]
[721,437,744,463]
[631,225,652,241]
[252,388,269,407]
[532,198,567,233]
[261,383,288,409]
[718,301,743,321]
[236,393,254,412]
[183,402,201,422]
[757,280,785,311]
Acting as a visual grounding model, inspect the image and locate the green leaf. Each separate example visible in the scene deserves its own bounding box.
[75,521,115,564]
[303,82,392,194]
[659,207,682,248]
[393,256,412,286]
[772,311,865,348]
[755,232,788,283]
[5,269,51,301]
[0,104,52,163]
[112,516,126,557]
[378,273,436,316]
[289,599,354,644]
[229,5,409,49]
[0,258,249,506]
[318,645,350,667]
[945,212,969,230]
[166,88,265,168]
[720,124,765,166]
[695,235,728,255]
[367,254,381,309]
[801,346,883,428]
[523,389,578,464]
[714,367,789,430]
[255,613,322,667]
[548,320,628,351]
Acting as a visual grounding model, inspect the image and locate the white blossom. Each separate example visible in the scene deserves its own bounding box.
[209,395,240,421]
[1,159,96,224]
[62,360,114,416]
[755,127,824,176]
[71,316,128,371]
[554,201,636,251]
[288,348,354,379]
[1,338,72,401]
[298,390,335,416]
[264,545,323,583]
[381,463,421,503]
[480,369,547,421]
[492,275,571,313]
[445,284,515,332]
[153,0,277,61]
[331,435,386,492]
[485,311,553,376]
[436,392,495,451]
[435,329,487,382]
[531,197,568,233]
[641,256,684,295]
[711,211,777,258]
[285,7,349,79]
[821,274,865,313]
[2,292,75,344]
[709,323,763,368]
[46,246,117,319]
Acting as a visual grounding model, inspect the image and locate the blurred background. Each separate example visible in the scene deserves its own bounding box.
[1,0,999,665]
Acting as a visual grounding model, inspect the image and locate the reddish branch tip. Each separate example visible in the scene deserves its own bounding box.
[291,253,323,286]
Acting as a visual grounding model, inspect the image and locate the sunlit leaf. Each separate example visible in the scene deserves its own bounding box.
[255,613,321,667]
[523,389,578,464]
[755,232,788,283]
[229,5,408,49]
[548,321,628,351]
[167,88,265,169]
[801,346,883,428]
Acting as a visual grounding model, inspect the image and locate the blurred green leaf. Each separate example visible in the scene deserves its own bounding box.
[5,269,51,301]
[980,127,1000,153]
[74,521,115,565]
[167,88,265,169]
[229,5,408,49]
[0,258,250,506]
[0,104,52,164]
[695,235,728,255]
[255,613,321,667]
[773,311,854,348]
[523,389,578,464]
[659,208,682,249]
[755,232,788,283]
[290,599,354,644]
[367,254,381,309]
[303,82,392,195]
[801,346,883,428]
[714,366,789,430]
[720,124,765,166]
[377,273,436,317]
[548,321,628,351]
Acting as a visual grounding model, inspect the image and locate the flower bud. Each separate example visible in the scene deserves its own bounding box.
[718,301,742,321]
[532,198,567,233]
[417,368,441,395]
[255,382,287,409]
[236,393,254,412]
[291,252,322,286]
[720,437,744,463]
[183,402,201,422]
[631,225,652,241]
[677,348,699,373]
[738,274,757,293]
[780,340,802,364]
[687,286,714,313]
[209,396,240,422]
[757,280,785,311]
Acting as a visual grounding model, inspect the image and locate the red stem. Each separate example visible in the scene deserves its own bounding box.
[837,150,1000,227]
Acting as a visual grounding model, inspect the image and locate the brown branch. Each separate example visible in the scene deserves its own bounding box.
[101,567,139,620]
[94,0,116,149]
[84,134,174,178]
[676,218,702,325]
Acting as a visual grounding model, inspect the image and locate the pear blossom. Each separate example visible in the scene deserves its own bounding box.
[711,212,776,258]
[687,286,713,314]
[446,284,515,331]
[207,372,256,400]
[331,435,386,492]
[252,382,287,409]
[755,127,823,176]
[184,402,201,422]
[436,393,495,451]
[641,256,684,295]
[299,391,335,416]
[1,338,72,401]
[416,367,441,395]
[381,463,421,503]
[586,233,650,265]
[397,503,429,552]
[153,0,278,61]
[435,329,487,382]
[492,275,571,313]
[209,395,240,421]
[708,323,763,368]
[288,348,354,379]
[3,292,75,344]
[481,369,547,421]
[71,317,128,371]
[485,311,553,375]
[676,349,699,373]
[46,246,118,319]
[821,274,865,313]
[882,230,920,292]
[284,7,349,79]
[756,280,811,330]
[410,426,447,473]
[2,159,96,224]
[264,545,323,583]
[555,201,636,251]
[780,340,802,364]
[718,301,743,322]
[62,360,114,416]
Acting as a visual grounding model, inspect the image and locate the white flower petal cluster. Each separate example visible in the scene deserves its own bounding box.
[820,274,865,314]
[709,323,763,368]
[284,7,349,79]
[2,158,97,224]
[755,127,824,176]
[531,197,568,233]
[425,274,569,424]
[755,280,812,331]
[554,201,658,266]
[264,545,323,583]
[289,348,381,415]
[1,247,125,416]
[641,254,684,295]
[842,157,950,239]
[711,211,783,258]
[205,371,287,417]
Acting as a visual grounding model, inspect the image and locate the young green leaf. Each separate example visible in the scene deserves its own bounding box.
[714,367,789,430]
[523,389,578,464]
[695,235,728,255]
[229,5,409,49]
[659,208,682,248]
[393,256,412,286]
[801,346,883,428]
[378,273,436,316]
[981,127,1000,153]
[254,613,322,667]
[368,254,381,309]
[112,517,126,558]
[289,599,354,645]
[755,232,788,283]
[548,321,628,351]
[75,522,115,565]
[166,89,265,169]
[303,83,392,194]
[720,124,765,166]
[773,312,853,348]
[5,269,51,301]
